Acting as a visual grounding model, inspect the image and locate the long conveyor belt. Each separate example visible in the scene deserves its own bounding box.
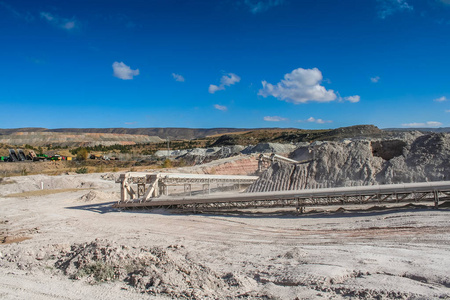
[113,181,450,211]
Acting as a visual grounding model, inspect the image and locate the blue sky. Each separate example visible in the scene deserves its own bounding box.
[1,0,449,129]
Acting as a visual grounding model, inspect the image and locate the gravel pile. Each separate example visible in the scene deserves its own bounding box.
[78,191,118,202]
[53,239,256,299]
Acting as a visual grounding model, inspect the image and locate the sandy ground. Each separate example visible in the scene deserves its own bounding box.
[1,173,450,299]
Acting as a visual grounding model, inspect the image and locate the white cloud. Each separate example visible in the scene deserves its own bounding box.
[264,116,288,122]
[172,73,185,82]
[370,76,380,83]
[344,95,361,103]
[208,84,223,93]
[209,73,241,94]
[112,62,140,80]
[40,12,78,31]
[258,68,340,104]
[402,121,443,128]
[221,73,240,86]
[298,117,333,124]
[124,122,137,125]
[244,0,284,14]
[63,21,75,30]
[0,2,34,22]
[214,104,228,111]
[377,0,413,19]
[434,96,447,102]
[40,12,54,21]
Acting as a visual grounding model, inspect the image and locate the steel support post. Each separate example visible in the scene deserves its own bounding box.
[120,177,126,202]
[434,190,439,209]
[137,183,145,198]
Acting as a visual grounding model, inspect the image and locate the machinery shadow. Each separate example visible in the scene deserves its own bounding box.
[169,202,450,219]
[65,201,118,214]
[65,201,450,218]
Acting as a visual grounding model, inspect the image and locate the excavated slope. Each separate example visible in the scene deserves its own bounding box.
[0,132,163,147]
[247,133,450,192]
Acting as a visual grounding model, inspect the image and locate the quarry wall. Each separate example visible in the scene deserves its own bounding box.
[247,133,450,192]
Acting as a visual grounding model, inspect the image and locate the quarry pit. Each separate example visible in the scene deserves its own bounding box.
[1,131,450,299]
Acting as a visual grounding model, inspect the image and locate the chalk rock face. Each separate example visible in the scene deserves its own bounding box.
[380,133,450,184]
[247,133,450,192]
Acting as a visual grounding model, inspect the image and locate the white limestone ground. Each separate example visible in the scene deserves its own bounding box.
[1,173,449,299]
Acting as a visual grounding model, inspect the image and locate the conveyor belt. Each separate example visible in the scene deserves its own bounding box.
[114,180,450,211]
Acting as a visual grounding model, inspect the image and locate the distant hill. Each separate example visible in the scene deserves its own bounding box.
[3,125,441,147]
[0,127,289,140]
[211,125,386,146]
[0,132,164,147]
[384,127,450,133]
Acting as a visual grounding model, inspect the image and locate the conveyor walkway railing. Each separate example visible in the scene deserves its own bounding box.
[114,180,450,212]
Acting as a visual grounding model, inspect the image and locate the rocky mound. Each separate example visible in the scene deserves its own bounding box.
[100,173,117,181]
[78,191,117,202]
[320,124,384,140]
[247,133,450,192]
[173,146,245,165]
[242,143,296,155]
[382,133,450,183]
[53,239,255,299]
[209,134,240,146]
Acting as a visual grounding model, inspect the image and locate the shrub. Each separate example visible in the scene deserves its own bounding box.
[75,262,117,282]
[75,167,88,174]
[76,148,89,161]
[162,159,172,168]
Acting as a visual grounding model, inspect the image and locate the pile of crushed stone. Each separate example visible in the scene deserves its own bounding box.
[100,173,117,181]
[54,239,256,299]
[78,191,118,202]
[2,239,446,299]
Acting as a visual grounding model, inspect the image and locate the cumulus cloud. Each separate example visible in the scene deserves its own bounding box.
[112,62,140,80]
[221,73,241,86]
[298,117,332,124]
[377,0,413,19]
[344,95,361,103]
[214,104,228,111]
[434,96,447,102]
[402,121,443,128]
[244,0,284,14]
[209,73,241,94]
[40,12,78,31]
[172,73,185,82]
[208,85,222,93]
[258,68,339,104]
[264,116,288,122]
[370,76,380,83]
